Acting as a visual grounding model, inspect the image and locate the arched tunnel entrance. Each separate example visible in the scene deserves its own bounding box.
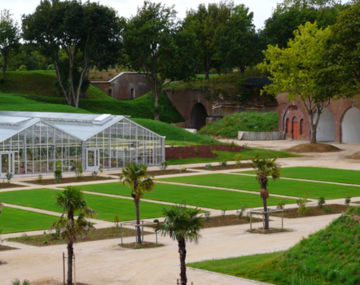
[191,103,208,130]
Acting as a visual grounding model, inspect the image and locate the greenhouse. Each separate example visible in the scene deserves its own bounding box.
[0,111,165,177]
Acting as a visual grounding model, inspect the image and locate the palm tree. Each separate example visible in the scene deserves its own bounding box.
[156,205,204,285]
[120,163,154,244]
[251,156,280,230]
[55,186,95,285]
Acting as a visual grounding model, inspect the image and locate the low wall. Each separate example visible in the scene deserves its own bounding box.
[166,144,243,160]
[238,131,285,140]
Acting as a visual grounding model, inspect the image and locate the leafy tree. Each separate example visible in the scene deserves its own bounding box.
[120,163,154,244]
[214,4,258,72]
[156,205,203,285]
[251,156,280,230]
[123,1,198,120]
[55,187,94,285]
[261,0,346,48]
[8,44,50,71]
[258,22,335,143]
[183,2,232,79]
[22,0,122,108]
[324,2,360,96]
[0,10,20,79]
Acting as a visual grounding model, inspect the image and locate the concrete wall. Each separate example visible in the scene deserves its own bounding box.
[316,108,335,142]
[342,107,360,143]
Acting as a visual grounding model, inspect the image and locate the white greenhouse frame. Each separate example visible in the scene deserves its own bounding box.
[0,111,165,177]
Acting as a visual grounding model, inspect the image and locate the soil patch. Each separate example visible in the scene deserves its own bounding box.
[147,169,192,176]
[0,245,16,251]
[30,176,112,185]
[0,183,24,189]
[8,227,151,246]
[119,241,163,249]
[247,228,291,234]
[272,204,348,218]
[285,143,341,153]
[31,280,90,285]
[347,152,360,160]
[194,163,252,171]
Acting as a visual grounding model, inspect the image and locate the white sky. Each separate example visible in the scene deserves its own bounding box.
[2,0,282,30]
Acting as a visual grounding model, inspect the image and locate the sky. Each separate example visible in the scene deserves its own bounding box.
[2,0,282,30]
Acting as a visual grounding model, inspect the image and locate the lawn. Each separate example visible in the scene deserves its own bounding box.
[71,182,295,210]
[190,207,360,285]
[167,148,294,165]
[160,173,360,199]
[0,207,57,234]
[260,167,360,185]
[0,189,171,222]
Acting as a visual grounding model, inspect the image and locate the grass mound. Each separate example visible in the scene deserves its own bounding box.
[190,207,360,285]
[286,143,341,153]
[199,112,278,138]
[0,71,183,123]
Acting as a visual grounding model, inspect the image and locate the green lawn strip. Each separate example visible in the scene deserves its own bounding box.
[167,148,294,165]
[0,206,57,234]
[243,167,360,185]
[160,173,360,199]
[71,182,295,210]
[0,189,171,222]
[190,208,360,285]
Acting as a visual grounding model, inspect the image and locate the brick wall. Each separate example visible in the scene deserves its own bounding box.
[165,145,243,160]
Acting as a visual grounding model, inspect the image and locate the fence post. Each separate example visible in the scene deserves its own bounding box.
[120,223,123,245]
[155,229,158,245]
[250,212,252,231]
[63,252,65,285]
[142,220,144,242]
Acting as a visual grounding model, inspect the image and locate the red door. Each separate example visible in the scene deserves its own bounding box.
[292,120,299,139]
[286,119,291,134]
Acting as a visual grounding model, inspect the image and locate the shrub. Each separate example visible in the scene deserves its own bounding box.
[75,161,83,179]
[54,161,62,183]
[318,197,325,208]
[277,200,286,210]
[91,171,98,178]
[345,197,351,206]
[221,160,227,167]
[205,164,212,169]
[6,172,13,183]
[160,161,168,171]
[37,174,43,183]
[297,194,309,216]
[204,212,211,221]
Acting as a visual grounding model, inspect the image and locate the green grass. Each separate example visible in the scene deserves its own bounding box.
[71,182,295,210]
[190,207,360,285]
[160,173,360,199]
[0,189,171,222]
[167,148,295,165]
[270,167,360,185]
[0,206,57,234]
[199,112,279,138]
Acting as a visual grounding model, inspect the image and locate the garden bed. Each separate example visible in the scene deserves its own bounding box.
[0,245,16,251]
[8,227,151,246]
[119,241,163,249]
[194,163,252,171]
[0,182,23,189]
[142,169,192,176]
[30,175,112,185]
[247,228,290,234]
[272,204,348,218]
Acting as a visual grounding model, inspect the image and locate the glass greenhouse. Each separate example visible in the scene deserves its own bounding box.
[0,111,165,177]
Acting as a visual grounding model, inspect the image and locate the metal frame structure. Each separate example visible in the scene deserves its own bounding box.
[0,111,165,177]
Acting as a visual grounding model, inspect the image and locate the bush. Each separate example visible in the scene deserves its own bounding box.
[297,194,309,216]
[54,161,62,183]
[345,197,351,206]
[6,172,13,183]
[75,161,83,179]
[277,200,286,210]
[318,197,325,208]
[199,112,279,138]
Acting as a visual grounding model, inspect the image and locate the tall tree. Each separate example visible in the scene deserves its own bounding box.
[120,163,154,244]
[251,156,280,230]
[123,1,198,120]
[258,22,335,143]
[22,0,122,108]
[156,205,203,285]
[183,2,232,79]
[324,2,360,96]
[214,4,257,72]
[0,10,20,80]
[55,187,94,285]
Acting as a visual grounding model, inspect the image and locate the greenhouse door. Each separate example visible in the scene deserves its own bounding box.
[86,148,100,172]
[0,152,14,178]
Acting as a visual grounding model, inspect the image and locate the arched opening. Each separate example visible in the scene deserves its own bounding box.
[292,117,299,139]
[285,118,290,134]
[191,103,208,130]
[316,108,335,142]
[341,107,360,143]
[130,88,135,99]
[299,119,304,135]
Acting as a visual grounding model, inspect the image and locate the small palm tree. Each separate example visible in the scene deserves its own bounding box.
[252,156,280,230]
[120,163,154,244]
[55,186,95,285]
[156,205,204,285]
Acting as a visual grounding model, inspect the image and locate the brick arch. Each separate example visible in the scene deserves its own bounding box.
[341,106,360,143]
[280,102,308,139]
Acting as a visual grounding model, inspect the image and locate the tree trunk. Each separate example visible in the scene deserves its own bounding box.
[134,198,142,244]
[310,124,317,144]
[262,197,269,230]
[260,178,269,230]
[67,240,74,285]
[178,238,187,285]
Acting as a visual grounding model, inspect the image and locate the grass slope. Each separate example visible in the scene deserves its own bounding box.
[0,189,170,222]
[199,112,279,138]
[0,71,183,123]
[161,173,360,199]
[190,207,360,285]
[0,207,57,234]
[71,182,295,210]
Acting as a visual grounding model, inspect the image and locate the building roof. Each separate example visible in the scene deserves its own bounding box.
[0,111,131,142]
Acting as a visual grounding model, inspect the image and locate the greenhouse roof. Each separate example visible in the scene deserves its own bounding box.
[0,111,141,142]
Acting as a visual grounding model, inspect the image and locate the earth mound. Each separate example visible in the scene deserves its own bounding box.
[285,143,341,153]
[347,151,360,160]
